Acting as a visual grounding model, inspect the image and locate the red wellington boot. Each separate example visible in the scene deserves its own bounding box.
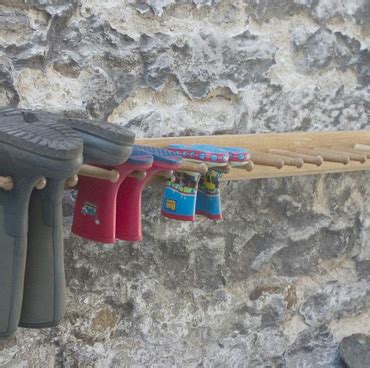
[116,146,182,242]
[72,154,153,243]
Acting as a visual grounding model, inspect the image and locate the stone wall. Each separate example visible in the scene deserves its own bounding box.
[0,0,370,366]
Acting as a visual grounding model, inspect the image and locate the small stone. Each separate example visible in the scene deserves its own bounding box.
[300,281,370,326]
[339,334,370,368]
[91,308,118,331]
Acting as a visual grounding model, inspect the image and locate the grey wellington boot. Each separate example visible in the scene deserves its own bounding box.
[0,113,82,337]
[0,108,134,328]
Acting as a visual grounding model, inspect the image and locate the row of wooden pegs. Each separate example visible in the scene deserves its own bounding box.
[0,164,119,192]
[71,160,248,185]
[0,161,213,192]
[250,144,370,169]
[0,143,369,191]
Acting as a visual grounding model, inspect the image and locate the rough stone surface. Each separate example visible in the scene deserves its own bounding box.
[339,334,370,368]
[0,0,370,366]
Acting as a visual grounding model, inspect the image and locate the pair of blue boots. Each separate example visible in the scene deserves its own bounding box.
[161,144,250,221]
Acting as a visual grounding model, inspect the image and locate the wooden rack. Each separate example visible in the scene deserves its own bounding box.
[1,130,369,192]
[136,130,370,181]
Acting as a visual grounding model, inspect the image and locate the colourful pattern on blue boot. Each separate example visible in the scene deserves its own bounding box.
[163,144,228,221]
[168,144,229,164]
[195,145,250,220]
[162,171,200,221]
[196,167,224,220]
[223,146,251,166]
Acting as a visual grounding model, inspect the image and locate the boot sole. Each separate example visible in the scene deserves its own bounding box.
[0,114,83,162]
[0,108,134,165]
[0,115,83,338]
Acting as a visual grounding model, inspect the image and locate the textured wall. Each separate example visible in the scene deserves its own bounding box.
[0,0,370,366]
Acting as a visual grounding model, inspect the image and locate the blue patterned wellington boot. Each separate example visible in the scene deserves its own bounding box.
[163,144,229,221]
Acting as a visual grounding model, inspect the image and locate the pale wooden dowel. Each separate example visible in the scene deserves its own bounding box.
[146,175,166,186]
[65,175,79,188]
[269,149,323,166]
[321,147,366,163]
[280,156,304,168]
[128,171,147,180]
[245,161,254,171]
[250,152,284,169]
[157,170,174,179]
[178,162,208,175]
[354,144,370,152]
[0,176,47,192]
[333,146,370,158]
[0,176,14,191]
[212,164,231,174]
[266,153,303,168]
[78,164,120,183]
[231,161,254,172]
[296,148,350,165]
[305,145,366,163]
[35,177,47,190]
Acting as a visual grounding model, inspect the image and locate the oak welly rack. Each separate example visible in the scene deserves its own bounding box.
[137,130,370,181]
[0,130,369,191]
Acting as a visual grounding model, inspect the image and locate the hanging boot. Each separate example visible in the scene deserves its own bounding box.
[196,167,224,220]
[162,144,228,221]
[0,108,135,328]
[195,145,250,220]
[116,145,182,241]
[73,151,153,243]
[0,113,82,337]
[162,170,201,221]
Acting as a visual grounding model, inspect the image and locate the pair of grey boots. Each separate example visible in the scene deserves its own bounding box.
[0,108,134,338]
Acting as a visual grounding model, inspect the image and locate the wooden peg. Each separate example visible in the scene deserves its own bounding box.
[78,164,120,183]
[354,144,370,152]
[213,164,231,174]
[157,170,173,179]
[65,175,79,188]
[280,156,304,168]
[305,145,365,163]
[232,161,254,172]
[0,176,14,191]
[333,146,370,158]
[128,171,147,180]
[178,162,208,175]
[250,152,284,169]
[146,175,166,187]
[35,177,47,190]
[0,176,47,191]
[296,148,350,165]
[269,149,323,166]
[321,147,367,163]
[244,161,254,172]
[266,153,303,168]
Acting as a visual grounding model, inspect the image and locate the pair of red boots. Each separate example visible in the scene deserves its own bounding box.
[72,146,182,243]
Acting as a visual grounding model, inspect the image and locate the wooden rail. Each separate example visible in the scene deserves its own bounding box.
[136,130,370,181]
[3,131,368,192]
